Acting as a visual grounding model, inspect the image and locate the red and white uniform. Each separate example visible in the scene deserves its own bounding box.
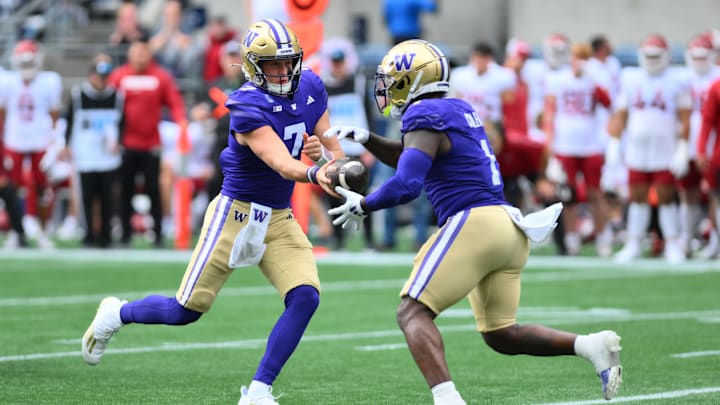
[546,70,611,157]
[686,66,720,159]
[698,77,720,187]
[0,70,62,152]
[450,62,516,123]
[616,67,692,171]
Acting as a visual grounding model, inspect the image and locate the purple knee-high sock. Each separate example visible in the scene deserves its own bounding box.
[119,295,202,325]
[254,285,320,384]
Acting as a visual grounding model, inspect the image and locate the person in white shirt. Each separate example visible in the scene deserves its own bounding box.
[677,34,720,258]
[605,33,693,263]
[543,43,613,256]
[0,39,62,249]
[450,42,516,153]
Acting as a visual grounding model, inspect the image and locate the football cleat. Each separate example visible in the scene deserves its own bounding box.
[82,296,126,365]
[613,240,642,263]
[238,386,281,405]
[586,330,623,400]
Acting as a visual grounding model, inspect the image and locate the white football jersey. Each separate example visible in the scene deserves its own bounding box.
[682,65,720,158]
[522,58,570,131]
[0,71,62,152]
[615,67,692,170]
[450,62,516,123]
[545,70,607,156]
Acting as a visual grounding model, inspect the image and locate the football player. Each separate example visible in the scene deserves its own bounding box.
[449,41,516,153]
[543,43,613,256]
[324,39,623,403]
[696,46,720,261]
[81,19,343,405]
[605,33,692,263]
[678,35,720,257]
[0,39,62,248]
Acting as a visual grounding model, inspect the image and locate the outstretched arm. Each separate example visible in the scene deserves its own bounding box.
[324,126,403,167]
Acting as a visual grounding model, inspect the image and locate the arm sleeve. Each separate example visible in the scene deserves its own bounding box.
[594,85,612,109]
[364,147,432,211]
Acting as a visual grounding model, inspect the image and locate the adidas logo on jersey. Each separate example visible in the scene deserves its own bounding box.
[306,95,315,105]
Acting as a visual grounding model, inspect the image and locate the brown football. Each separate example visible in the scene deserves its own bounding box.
[325,157,369,193]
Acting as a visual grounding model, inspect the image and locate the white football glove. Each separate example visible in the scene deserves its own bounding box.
[327,186,367,230]
[670,139,690,178]
[604,137,622,167]
[323,126,369,144]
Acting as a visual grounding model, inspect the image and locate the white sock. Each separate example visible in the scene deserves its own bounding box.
[679,203,700,244]
[658,204,680,241]
[248,380,271,395]
[715,206,720,236]
[431,381,465,404]
[574,334,592,361]
[627,202,651,240]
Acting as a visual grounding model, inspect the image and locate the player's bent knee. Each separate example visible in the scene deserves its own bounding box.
[285,285,320,313]
[168,298,203,325]
[396,297,434,329]
[482,324,521,355]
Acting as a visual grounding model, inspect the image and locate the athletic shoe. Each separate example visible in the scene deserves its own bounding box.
[238,386,281,405]
[664,239,687,264]
[613,240,641,263]
[82,296,126,365]
[586,331,623,400]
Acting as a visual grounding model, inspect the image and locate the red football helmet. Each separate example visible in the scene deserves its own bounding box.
[638,34,670,75]
[11,39,43,80]
[685,34,715,75]
[543,33,570,69]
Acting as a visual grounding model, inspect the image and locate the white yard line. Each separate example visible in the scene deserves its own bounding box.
[2,249,720,271]
[354,343,407,351]
[535,387,720,404]
[3,309,720,363]
[671,350,720,358]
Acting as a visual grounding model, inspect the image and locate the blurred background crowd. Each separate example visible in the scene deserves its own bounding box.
[1,0,720,264]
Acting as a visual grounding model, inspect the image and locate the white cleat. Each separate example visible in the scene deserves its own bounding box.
[238,386,281,405]
[664,241,687,264]
[613,241,641,263]
[82,296,126,365]
[586,330,623,400]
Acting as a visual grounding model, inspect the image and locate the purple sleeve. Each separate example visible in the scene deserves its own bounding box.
[227,102,267,134]
[364,148,432,211]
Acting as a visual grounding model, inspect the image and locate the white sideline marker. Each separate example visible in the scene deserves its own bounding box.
[535,387,720,404]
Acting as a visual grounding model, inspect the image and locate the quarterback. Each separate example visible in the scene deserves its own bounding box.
[325,39,623,404]
[81,19,343,405]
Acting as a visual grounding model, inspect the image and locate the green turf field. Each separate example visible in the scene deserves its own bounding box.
[1,250,719,404]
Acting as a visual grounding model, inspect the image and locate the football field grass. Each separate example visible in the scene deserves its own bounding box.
[1,250,719,404]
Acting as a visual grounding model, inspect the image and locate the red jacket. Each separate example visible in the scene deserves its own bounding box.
[698,77,720,168]
[109,62,186,151]
[203,31,236,83]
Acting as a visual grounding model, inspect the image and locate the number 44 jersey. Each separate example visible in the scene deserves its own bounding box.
[615,66,692,171]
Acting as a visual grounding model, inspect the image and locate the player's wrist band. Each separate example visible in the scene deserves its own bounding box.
[306,166,319,185]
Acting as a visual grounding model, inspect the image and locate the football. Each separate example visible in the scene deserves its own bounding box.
[325,157,369,193]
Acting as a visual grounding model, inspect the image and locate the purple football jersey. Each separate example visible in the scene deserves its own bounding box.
[220,69,328,208]
[401,97,506,226]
